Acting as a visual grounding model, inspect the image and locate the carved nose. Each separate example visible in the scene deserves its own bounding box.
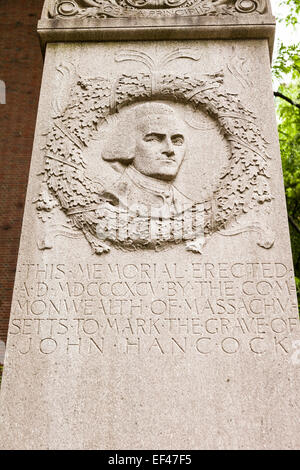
[162,138,175,157]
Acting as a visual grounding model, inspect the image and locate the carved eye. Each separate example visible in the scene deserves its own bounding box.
[144,134,162,142]
[172,135,184,146]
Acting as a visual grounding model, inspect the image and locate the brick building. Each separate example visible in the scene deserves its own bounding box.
[0,1,44,342]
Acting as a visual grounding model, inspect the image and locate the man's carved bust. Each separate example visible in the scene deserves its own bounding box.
[101,102,193,213]
[96,101,208,252]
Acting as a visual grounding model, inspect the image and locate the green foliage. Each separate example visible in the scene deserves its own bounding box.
[277,80,300,307]
[273,0,300,81]
[279,0,300,26]
[273,43,300,80]
[273,5,300,309]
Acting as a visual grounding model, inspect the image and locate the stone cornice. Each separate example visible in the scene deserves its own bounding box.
[38,0,275,58]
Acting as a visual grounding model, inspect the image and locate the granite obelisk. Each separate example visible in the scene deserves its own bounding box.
[0,0,299,449]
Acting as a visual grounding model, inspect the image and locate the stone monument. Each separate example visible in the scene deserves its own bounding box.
[0,0,299,449]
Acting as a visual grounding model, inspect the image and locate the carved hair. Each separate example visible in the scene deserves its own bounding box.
[102,102,184,163]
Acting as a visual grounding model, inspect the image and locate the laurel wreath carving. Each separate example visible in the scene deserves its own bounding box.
[36,52,272,254]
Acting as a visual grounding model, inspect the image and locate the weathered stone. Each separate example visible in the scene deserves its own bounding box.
[0,0,299,450]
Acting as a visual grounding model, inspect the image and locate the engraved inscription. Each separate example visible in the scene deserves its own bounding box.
[10,261,299,357]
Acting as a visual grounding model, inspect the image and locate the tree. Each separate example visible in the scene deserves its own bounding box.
[272,0,300,309]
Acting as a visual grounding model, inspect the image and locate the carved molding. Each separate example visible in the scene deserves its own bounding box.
[36,49,273,255]
[48,0,267,19]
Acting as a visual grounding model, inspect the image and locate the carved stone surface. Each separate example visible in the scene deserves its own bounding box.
[35,50,273,255]
[38,1,276,60]
[46,0,269,19]
[0,38,299,450]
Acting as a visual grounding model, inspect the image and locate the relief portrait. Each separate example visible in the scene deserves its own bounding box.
[102,102,193,213]
[95,102,211,252]
[38,59,272,255]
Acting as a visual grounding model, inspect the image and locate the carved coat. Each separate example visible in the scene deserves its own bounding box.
[107,165,194,215]
[96,165,211,251]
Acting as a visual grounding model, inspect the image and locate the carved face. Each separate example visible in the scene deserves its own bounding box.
[133,113,186,181]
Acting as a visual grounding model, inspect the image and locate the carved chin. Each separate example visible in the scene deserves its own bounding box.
[149,166,180,181]
[151,171,178,181]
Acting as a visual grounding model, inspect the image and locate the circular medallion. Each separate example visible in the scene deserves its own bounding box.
[57,1,79,16]
[235,0,257,13]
